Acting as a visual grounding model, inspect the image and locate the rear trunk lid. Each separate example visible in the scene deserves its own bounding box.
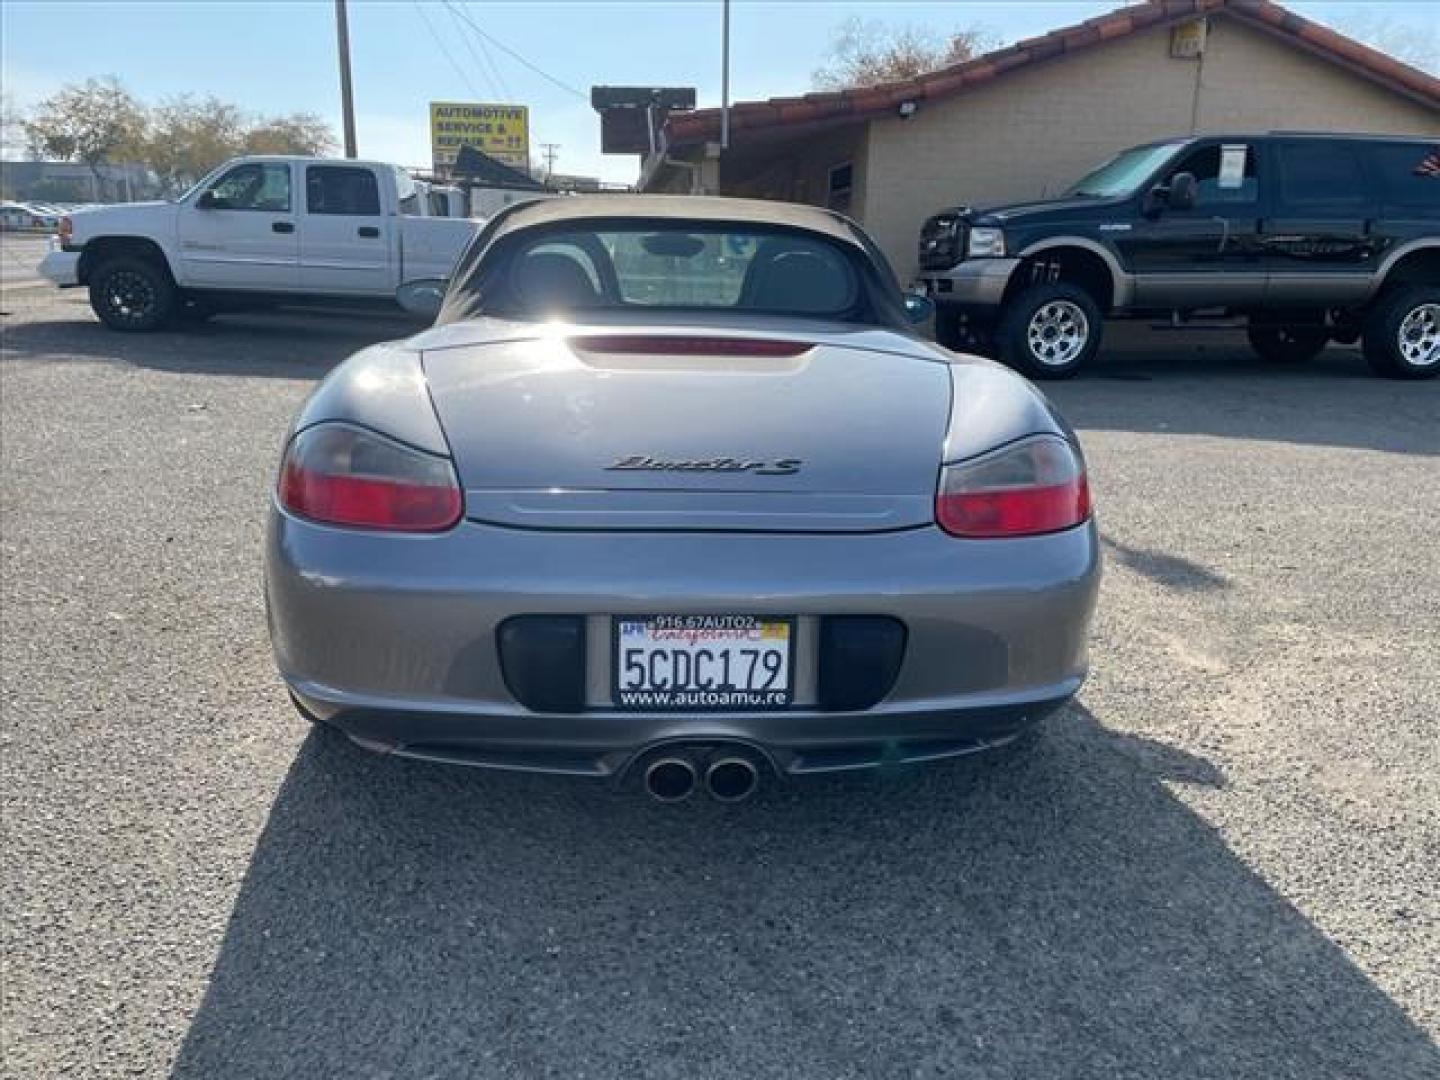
[422,326,951,532]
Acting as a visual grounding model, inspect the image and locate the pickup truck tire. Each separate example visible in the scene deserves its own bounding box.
[1246,314,1328,364]
[88,257,177,332]
[995,283,1102,380]
[1362,286,1440,380]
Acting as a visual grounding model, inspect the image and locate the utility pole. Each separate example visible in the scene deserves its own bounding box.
[720,0,731,150]
[335,0,358,158]
[540,143,560,180]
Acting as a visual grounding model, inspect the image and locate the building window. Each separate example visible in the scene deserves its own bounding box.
[827,162,853,215]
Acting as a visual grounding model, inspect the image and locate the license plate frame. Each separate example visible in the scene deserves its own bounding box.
[611,615,796,711]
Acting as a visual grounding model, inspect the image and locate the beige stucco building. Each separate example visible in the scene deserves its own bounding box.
[637,0,1439,279]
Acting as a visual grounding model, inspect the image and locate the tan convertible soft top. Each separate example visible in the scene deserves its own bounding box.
[436,193,910,328]
[484,194,862,245]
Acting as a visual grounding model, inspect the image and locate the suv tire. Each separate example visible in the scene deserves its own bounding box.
[1362,286,1440,380]
[995,283,1102,380]
[88,256,178,332]
[1247,314,1329,364]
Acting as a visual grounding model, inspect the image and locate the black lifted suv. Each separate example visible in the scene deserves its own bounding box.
[917,132,1438,379]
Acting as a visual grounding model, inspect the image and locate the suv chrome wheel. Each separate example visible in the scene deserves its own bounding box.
[1396,303,1439,369]
[1027,301,1089,367]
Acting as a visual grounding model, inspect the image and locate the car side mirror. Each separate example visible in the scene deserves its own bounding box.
[397,278,448,319]
[903,291,935,326]
[1167,171,1198,211]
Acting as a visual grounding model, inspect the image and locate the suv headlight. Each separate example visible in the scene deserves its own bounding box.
[967,227,1006,258]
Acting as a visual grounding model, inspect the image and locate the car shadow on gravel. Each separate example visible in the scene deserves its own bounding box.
[171,706,1438,1080]
[1101,534,1230,593]
[0,307,421,378]
[1045,331,1439,456]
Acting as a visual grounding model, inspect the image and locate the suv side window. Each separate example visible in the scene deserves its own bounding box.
[1366,143,1440,212]
[206,163,291,212]
[1276,142,1367,206]
[1163,143,1259,206]
[306,166,381,216]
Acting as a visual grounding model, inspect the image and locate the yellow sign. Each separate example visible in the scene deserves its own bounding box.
[1169,18,1207,59]
[429,102,529,170]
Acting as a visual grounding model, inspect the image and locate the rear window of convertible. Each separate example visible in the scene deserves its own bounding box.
[495,226,863,318]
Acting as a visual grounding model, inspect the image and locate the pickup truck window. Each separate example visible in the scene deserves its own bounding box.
[1066,142,1184,198]
[208,163,291,212]
[306,166,381,216]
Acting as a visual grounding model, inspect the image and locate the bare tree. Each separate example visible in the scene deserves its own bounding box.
[146,96,248,193]
[1,92,25,158]
[22,77,147,197]
[813,18,997,90]
[242,113,337,158]
[21,79,342,196]
[1332,9,1439,75]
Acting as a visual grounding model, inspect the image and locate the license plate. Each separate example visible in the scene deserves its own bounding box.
[613,615,794,710]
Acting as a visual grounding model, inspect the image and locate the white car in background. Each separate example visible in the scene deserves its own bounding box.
[40,155,485,330]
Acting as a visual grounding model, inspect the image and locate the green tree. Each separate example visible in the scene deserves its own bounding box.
[22,77,147,198]
[813,18,997,90]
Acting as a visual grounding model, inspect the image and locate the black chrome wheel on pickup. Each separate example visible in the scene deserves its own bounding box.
[995,283,1102,380]
[1246,312,1329,364]
[88,257,177,332]
[1363,286,1440,380]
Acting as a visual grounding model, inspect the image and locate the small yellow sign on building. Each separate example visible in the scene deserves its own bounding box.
[429,102,529,171]
[1169,18,1207,59]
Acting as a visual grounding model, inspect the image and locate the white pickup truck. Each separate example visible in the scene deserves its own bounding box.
[40,155,484,331]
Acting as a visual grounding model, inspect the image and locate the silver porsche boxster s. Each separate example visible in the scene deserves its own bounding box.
[264,196,1100,801]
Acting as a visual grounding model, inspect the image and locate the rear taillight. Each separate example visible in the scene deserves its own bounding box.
[936,435,1090,538]
[278,423,462,532]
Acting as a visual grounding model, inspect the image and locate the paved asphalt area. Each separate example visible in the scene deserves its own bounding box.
[2,274,1438,1078]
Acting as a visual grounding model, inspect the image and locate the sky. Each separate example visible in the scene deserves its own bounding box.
[3,1,1436,185]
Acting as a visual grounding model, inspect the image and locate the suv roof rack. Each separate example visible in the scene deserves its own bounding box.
[1265,130,1429,140]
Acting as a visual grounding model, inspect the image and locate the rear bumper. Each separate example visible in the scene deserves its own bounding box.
[266,509,1100,776]
[38,248,81,287]
[918,257,1020,311]
[291,685,1072,777]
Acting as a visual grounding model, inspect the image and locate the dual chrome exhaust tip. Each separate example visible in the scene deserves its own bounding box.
[642,752,762,803]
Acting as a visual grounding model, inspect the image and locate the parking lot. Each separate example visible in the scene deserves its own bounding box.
[2,255,1438,1077]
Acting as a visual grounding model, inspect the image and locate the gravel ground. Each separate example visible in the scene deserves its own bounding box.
[0,236,51,289]
[2,285,1437,1079]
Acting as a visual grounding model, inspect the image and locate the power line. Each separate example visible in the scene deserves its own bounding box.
[439,1,500,100]
[450,0,514,102]
[443,3,589,100]
[413,1,486,101]
[436,1,543,146]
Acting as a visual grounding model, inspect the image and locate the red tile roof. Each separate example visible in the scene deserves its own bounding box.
[662,0,1440,147]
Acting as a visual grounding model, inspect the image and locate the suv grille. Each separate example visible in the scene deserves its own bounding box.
[919,213,965,272]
